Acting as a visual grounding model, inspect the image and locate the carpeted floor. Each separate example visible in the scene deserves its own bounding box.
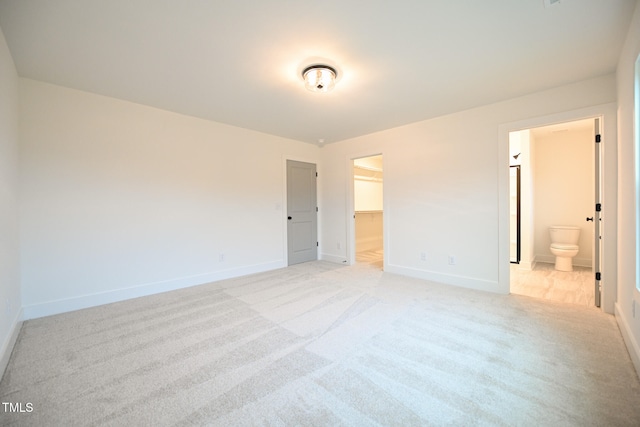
[2,261,639,426]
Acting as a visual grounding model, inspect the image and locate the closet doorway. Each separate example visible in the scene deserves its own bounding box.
[353,155,384,269]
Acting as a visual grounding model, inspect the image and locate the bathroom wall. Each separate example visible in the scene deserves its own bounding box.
[533,124,594,267]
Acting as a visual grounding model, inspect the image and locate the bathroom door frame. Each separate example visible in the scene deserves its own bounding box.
[593,117,602,307]
[498,103,617,313]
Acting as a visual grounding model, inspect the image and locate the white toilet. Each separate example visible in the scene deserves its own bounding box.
[549,225,580,271]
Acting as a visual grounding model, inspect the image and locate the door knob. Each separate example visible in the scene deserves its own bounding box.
[586,217,594,222]
[287,216,292,220]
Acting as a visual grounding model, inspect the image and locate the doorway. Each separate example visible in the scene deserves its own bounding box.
[508,118,598,306]
[353,155,384,269]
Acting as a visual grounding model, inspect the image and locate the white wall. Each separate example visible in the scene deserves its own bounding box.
[616,0,640,376]
[533,128,594,267]
[0,27,21,377]
[320,74,616,293]
[19,79,319,319]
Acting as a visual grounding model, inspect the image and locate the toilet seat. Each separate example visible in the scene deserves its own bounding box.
[550,243,579,251]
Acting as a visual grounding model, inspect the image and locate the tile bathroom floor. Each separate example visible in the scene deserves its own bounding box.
[510,262,595,307]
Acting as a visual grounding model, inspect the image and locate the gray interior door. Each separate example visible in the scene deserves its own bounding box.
[287,160,317,265]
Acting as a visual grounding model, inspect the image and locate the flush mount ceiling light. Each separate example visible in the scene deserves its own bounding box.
[302,64,337,93]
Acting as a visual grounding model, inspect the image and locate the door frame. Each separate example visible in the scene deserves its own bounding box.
[283,155,319,266]
[509,165,521,264]
[594,117,602,307]
[498,103,617,313]
[345,151,386,268]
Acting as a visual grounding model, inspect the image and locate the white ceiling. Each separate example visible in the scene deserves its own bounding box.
[0,0,636,145]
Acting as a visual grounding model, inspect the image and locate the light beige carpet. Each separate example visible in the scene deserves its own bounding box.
[1,261,639,426]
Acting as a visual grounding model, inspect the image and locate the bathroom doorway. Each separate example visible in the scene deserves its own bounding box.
[508,118,597,306]
[353,155,384,269]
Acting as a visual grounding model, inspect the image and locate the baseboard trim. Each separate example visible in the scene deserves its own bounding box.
[518,260,537,271]
[22,260,285,320]
[320,253,349,264]
[1,307,23,382]
[385,264,507,294]
[615,302,640,378]
[536,254,592,268]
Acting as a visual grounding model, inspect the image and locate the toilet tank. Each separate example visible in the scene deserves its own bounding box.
[549,225,580,244]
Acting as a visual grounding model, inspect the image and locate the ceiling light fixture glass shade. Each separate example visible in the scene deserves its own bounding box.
[302,65,337,93]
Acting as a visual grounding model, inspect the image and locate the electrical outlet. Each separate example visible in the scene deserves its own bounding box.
[219,253,225,262]
[420,252,427,261]
[448,255,456,265]
[337,242,341,250]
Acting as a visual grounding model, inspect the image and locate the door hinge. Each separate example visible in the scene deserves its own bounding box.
[317,241,319,247]
[596,272,601,281]
[316,207,318,212]
[595,134,601,143]
[316,172,318,177]
[596,203,602,212]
